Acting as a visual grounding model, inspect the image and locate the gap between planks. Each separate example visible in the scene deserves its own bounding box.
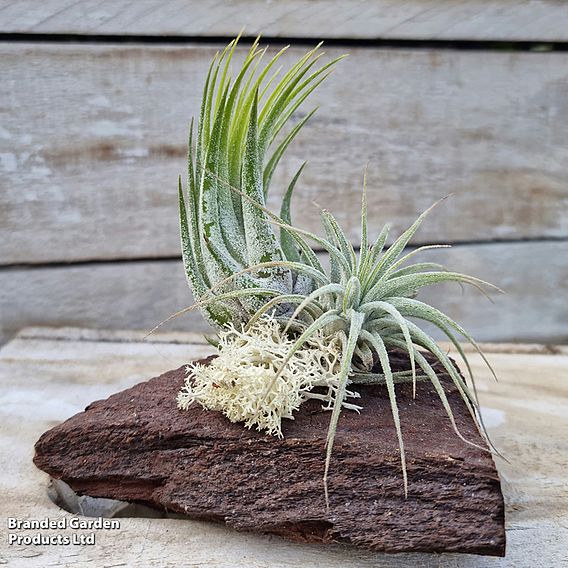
[1,0,568,42]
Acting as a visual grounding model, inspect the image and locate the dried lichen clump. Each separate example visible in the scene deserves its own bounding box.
[169,36,501,501]
[177,316,360,437]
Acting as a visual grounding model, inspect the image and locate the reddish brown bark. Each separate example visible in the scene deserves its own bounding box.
[34,353,505,556]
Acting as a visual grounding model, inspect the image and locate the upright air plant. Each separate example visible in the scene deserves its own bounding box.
[174,36,501,503]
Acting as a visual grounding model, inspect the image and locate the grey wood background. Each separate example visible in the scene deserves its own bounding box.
[1,1,567,344]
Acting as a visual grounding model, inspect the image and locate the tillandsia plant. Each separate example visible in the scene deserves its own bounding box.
[169,35,502,503]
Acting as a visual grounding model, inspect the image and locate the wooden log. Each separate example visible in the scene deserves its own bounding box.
[33,352,506,556]
[2,44,568,264]
[2,0,568,42]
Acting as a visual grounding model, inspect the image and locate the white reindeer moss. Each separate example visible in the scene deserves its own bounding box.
[177,316,360,437]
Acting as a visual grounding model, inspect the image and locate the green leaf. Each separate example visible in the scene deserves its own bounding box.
[388,262,446,279]
[320,209,356,275]
[383,244,451,278]
[357,173,369,275]
[364,198,448,289]
[245,293,324,331]
[385,337,476,452]
[388,297,497,382]
[324,312,365,507]
[359,328,408,498]
[364,224,390,275]
[284,283,344,333]
[279,162,306,263]
[359,300,417,395]
[370,270,501,302]
[241,90,289,287]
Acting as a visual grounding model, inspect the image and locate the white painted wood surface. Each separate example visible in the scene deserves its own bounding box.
[1,241,567,347]
[0,327,566,567]
[1,0,568,41]
[2,44,568,265]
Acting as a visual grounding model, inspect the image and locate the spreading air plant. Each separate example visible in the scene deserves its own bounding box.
[171,36,501,504]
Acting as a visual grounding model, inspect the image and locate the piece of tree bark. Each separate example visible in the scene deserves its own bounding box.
[34,352,505,556]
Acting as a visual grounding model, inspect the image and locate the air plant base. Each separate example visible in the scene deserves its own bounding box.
[34,351,505,556]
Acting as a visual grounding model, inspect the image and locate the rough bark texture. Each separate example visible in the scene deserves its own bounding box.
[34,352,505,556]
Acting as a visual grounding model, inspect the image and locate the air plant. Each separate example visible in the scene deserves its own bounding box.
[172,36,501,504]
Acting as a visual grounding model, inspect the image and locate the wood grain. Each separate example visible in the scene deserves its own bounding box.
[1,241,566,346]
[1,0,568,41]
[1,329,566,566]
[2,43,568,264]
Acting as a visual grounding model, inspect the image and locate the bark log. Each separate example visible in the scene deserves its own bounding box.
[34,352,505,556]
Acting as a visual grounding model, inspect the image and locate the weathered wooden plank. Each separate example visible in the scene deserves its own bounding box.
[1,331,567,566]
[16,325,209,345]
[2,0,568,41]
[1,241,566,347]
[2,43,568,264]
